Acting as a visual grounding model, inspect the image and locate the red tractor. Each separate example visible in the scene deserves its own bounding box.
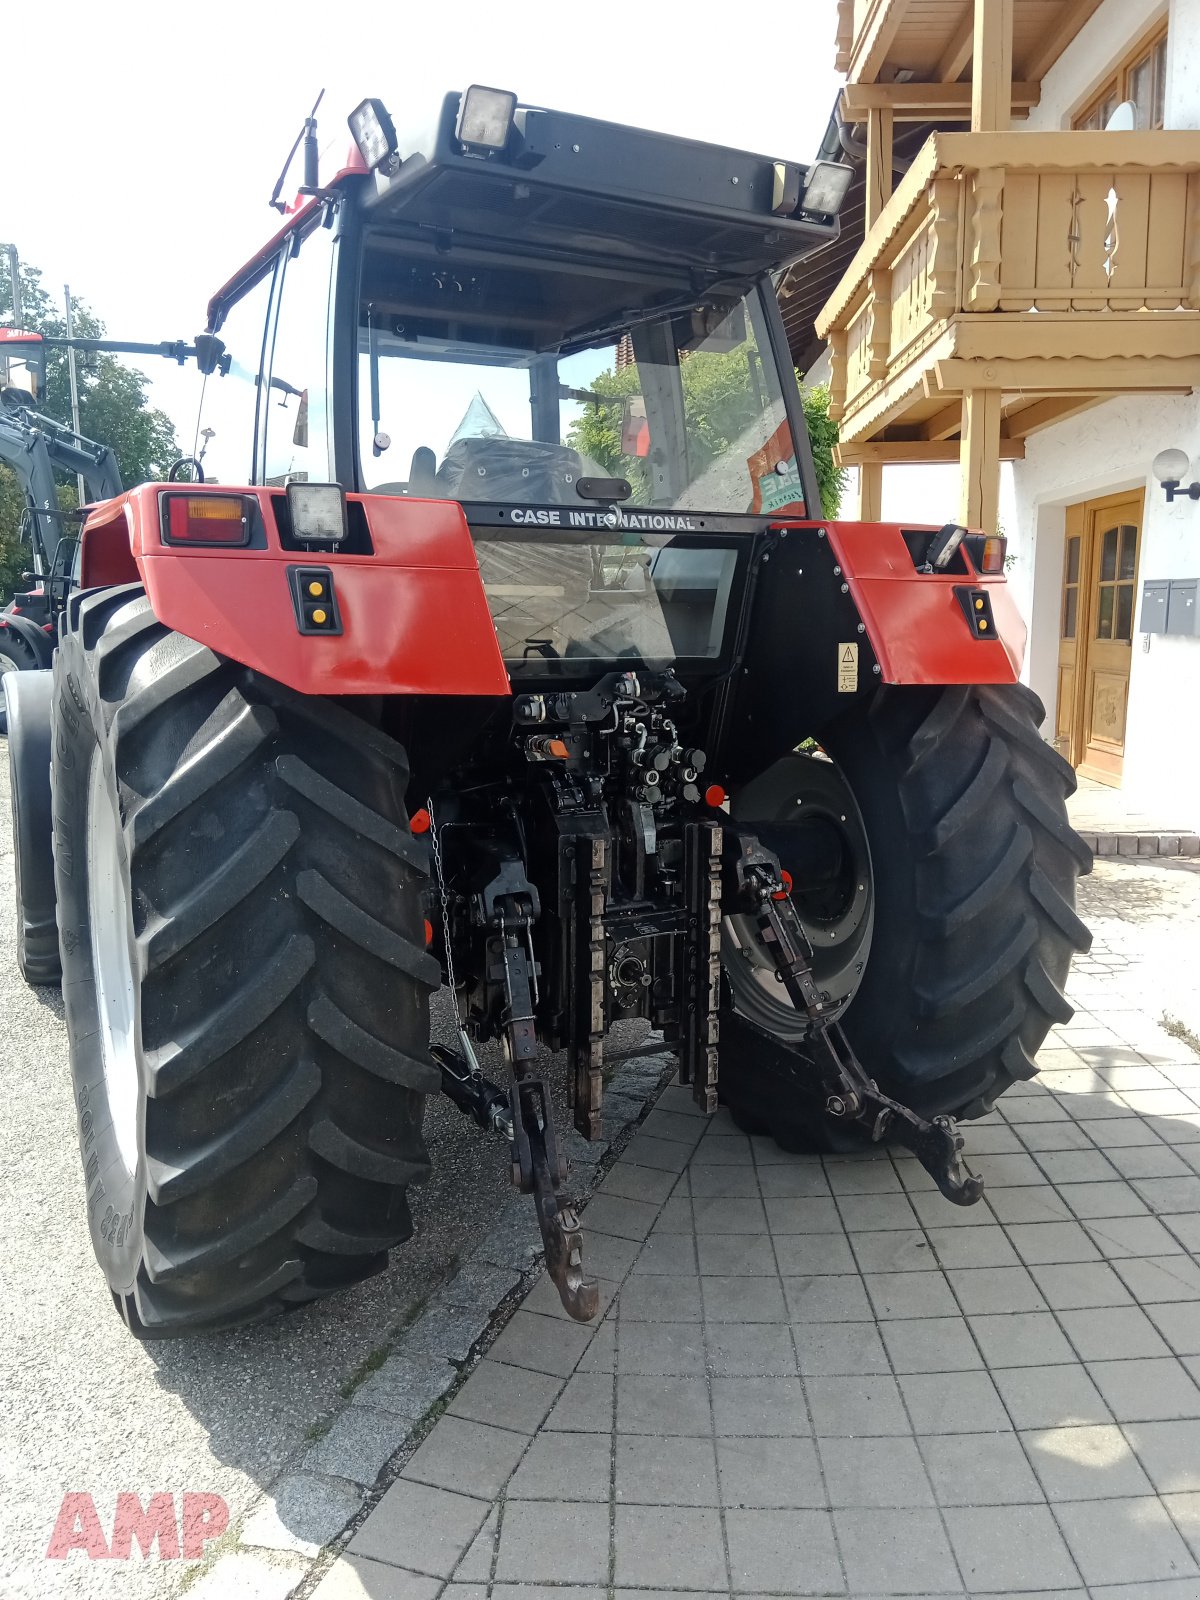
[6,88,1090,1337]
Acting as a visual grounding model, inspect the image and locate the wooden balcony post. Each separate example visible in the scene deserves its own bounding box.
[971,0,1014,132]
[859,462,884,521]
[865,107,895,229]
[959,389,1003,531]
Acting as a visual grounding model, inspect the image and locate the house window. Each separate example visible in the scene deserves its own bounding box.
[1073,23,1168,130]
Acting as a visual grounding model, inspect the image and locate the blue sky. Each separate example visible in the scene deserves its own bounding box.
[4,0,841,443]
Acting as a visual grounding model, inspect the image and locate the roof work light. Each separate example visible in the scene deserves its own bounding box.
[799,160,853,218]
[456,85,517,153]
[287,482,348,543]
[349,98,399,172]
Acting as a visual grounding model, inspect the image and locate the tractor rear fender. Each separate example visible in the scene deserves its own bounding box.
[721,519,1025,785]
[78,484,511,697]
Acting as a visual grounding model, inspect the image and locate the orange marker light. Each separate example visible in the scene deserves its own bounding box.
[308,581,324,598]
[410,808,432,835]
[423,918,434,946]
[772,869,794,901]
[310,608,328,625]
[704,784,727,808]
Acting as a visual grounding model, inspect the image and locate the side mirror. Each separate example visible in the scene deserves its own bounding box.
[620,395,650,458]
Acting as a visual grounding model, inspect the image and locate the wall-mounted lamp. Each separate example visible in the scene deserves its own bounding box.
[1152,447,1200,503]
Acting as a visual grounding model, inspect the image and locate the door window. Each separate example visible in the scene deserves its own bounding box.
[263,216,337,486]
[201,263,278,484]
[1095,523,1138,642]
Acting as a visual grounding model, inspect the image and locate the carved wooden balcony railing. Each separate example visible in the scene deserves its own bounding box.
[814,130,1200,460]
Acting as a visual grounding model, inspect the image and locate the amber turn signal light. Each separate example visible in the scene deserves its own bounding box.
[161,492,251,546]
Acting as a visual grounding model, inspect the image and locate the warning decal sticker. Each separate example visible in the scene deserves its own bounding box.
[837,642,858,693]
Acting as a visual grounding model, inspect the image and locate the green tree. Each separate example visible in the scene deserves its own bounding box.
[567,348,847,519]
[0,255,179,601]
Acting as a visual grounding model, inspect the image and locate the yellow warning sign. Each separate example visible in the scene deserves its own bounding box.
[837,642,858,693]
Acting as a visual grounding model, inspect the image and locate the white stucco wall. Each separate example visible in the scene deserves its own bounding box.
[1022,0,1167,130]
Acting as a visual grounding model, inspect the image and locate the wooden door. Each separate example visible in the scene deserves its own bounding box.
[1055,490,1143,784]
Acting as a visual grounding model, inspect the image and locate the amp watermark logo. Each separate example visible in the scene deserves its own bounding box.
[47,1492,228,1560]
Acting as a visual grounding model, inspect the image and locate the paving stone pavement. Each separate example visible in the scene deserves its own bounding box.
[210,860,1200,1599]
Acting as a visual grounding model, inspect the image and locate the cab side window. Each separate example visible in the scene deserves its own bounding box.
[263,216,336,486]
[202,262,278,484]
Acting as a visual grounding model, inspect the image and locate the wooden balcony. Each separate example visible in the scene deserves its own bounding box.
[815,129,1200,523]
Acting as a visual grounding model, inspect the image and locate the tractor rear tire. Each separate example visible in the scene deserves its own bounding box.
[52,585,441,1337]
[720,683,1092,1140]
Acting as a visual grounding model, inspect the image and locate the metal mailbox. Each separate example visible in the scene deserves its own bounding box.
[1167,579,1198,636]
[1141,579,1170,634]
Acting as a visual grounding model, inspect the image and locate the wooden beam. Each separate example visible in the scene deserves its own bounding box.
[921,403,965,441]
[865,108,895,229]
[1003,395,1104,436]
[1019,0,1106,82]
[960,389,1003,530]
[841,82,1039,121]
[859,462,885,520]
[839,439,1025,464]
[972,0,1014,133]
[847,0,910,85]
[933,356,1200,391]
[937,5,975,81]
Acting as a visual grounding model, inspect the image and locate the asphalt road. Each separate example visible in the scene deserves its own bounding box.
[0,738,652,1600]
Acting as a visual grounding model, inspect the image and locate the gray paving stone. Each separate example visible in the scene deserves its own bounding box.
[692,1195,767,1234]
[880,1317,984,1374]
[993,1364,1112,1429]
[819,1434,936,1506]
[1056,1305,1173,1361]
[1083,1214,1185,1258]
[615,1433,719,1505]
[617,1373,712,1435]
[1106,1144,1195,1180]
[617,1273,703,1322]
[543,1372,614,1432]
[704,1275,789,1322]
[804,1373,911,1436]
[630,1234,700,1275]
[617,1319,706,1376]
[1113,1253,1200,1302]
[308,1405,416,1488]
[353,1356,456,1422]
[1058,1181,1151,1218]
[577,1317,616,1373]
[695,1233,779,1276]
[865,1269,959,1320]
[641,1107,706,1145]
[1023,1424,1153,1499]
[348,1479,491,1578]
[782,1273,874,1322]
[1123,1420,1200,1493]
[583,1229,642,1280]
[946,1264,1049,1314]
[771,1232,857,1275]
[583,1191,660,1241]
[1054,1496,1199,1586]
[615,1505,728,1590]
[447,1361,564,1435]
[451,1507,498,1582]
[241,1471,365,1557]
[1164,1493,1200,1564]
[725,1508,841,1593]
[968,1311,1077,1368]
[711,1375,812,1436]
[927,1225,1020,1269]
[716,1435,825,1507]
[851,1228,940,1272]
[1034,1149,1121,1184]
[487,1310,596,1377]
[793,1319,891,1377]
[920,1430,1045,1506]
[915,1188,1007,1227]
[985,1187,1075,1224]
[600,1161,682,1205]
[1016,1119,1096,1152]
[763,1196,843,1233]
[1087,1357,1200,1421]
[507,1431,611,1501]
[707,1323,798,1376]
[402,1415,528,1500]
[837,1192,919,1231]
[755,1163,832,1197]
[1030,1261,1135,1310]
[833,1507,961,1594]
[1006,1221,1103,1265]
[943,1503,1081,1592]
[686,1164,760,1198]
[824,1156,904,1194]
[520,1273,619,1323]
[898,1371,1010,1434]
[494,1500,610,1584]
[1148,1301,1200,1356]
[622,1133,693,1173]
[311,1555,443,1600]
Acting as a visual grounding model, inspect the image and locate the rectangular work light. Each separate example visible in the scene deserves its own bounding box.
[799,160,853,218]
[348,98,398,172]
[455,85,517,153]
[287,481,348,544]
